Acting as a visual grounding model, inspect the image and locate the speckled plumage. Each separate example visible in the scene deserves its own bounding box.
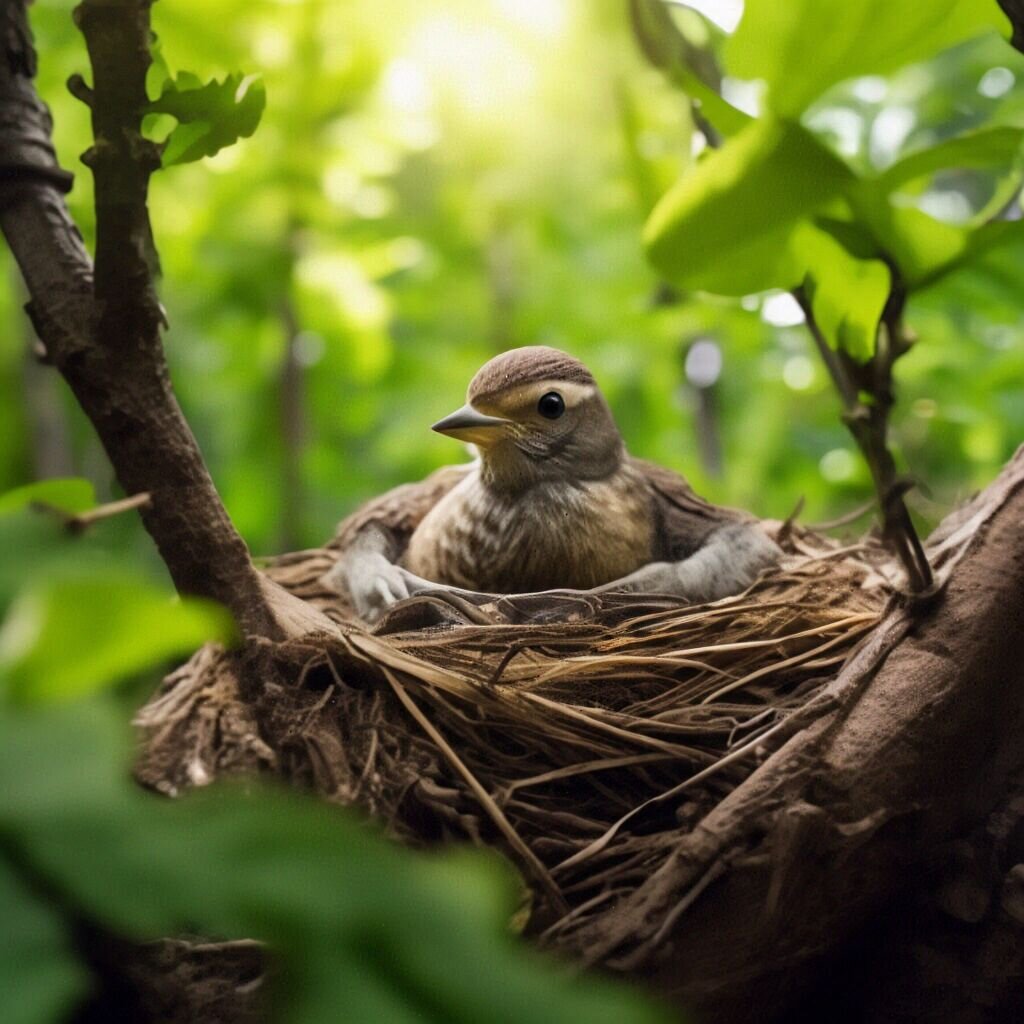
[403,459,658,592]
[332,455,743,594]
[329,346,765,608]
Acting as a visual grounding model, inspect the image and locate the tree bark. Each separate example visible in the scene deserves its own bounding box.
[0,0,280,638]
[564,447,1024,1022]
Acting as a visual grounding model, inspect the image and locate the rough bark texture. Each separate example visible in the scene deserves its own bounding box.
[0,0,278,638]
[561,448,1024,1022]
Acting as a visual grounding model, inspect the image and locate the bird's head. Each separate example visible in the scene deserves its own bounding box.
[432,346,624,491]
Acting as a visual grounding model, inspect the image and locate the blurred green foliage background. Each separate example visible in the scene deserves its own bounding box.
[3,0,1024,569]
[4,3,1024,1020]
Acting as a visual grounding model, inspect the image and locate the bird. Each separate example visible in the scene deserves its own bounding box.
[324,346,780,623]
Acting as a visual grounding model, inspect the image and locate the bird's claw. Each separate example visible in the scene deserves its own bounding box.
[321,553,409,623]
[322,554,496,624]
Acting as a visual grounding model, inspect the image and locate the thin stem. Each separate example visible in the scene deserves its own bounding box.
[794,287,932,593]
[792,288,858,410]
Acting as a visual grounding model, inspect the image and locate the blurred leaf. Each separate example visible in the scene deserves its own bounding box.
[0,701,673,1024]
[853,191,1016,287]
[0,478,96,516]
[871,204,972,285]
[796,223,891,361]
[0,858,88,1024]
[0,574,235,703]
[872,125,1024,194]
[149,72,266,166]
[644,117,853,293]
[915,216,1024,286]
[727,0,1010,115]
[0,509,130,615]
[628,0,749,135]
[144,31,173,100]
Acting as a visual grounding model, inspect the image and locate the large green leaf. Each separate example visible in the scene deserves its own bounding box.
[148,71,266,166]
[854,197,969,286]
[727,0,1010,116]
[794,223,891,361]
[914,216,1024,287]
[0,574,235,703]
[628,0,749,136]
[0,701,673,1024]
[644,117,854,293]
[0,508,122,615]
[837,116,1024,288]
[0,858,88,1024]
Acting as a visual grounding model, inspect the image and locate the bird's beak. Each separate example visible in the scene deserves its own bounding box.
[432,403,510,447]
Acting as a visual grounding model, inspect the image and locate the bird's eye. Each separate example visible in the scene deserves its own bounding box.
[537,391,565,419]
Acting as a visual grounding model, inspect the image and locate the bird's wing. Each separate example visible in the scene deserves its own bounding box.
[329,463,473,555]
[630,456,751,561]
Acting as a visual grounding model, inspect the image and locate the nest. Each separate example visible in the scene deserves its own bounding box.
[135,522,894,958]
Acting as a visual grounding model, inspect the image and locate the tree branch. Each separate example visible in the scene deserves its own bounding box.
[562,447,1024,1022]
[793,285,932,593]
[0,0,281,638]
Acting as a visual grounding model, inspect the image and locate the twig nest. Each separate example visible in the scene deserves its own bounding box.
[137,523,892,952]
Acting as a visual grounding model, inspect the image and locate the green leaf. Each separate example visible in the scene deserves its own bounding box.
[0,702,673,1024]
[144,31,173,101]
[0,574,235,704]
[794,223,891,361]
[0,857,88,1024]
[871,125,1024,195]
[628,0,749,136]
[727,0,1010,116]
[148,72,266,166]
[853,196,973,286]
[0,479,96,517]
[915,216,1024,288]
[0,510,132,616]
[644,117,854,294]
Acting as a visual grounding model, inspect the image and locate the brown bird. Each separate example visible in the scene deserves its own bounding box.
[325,346,779,622]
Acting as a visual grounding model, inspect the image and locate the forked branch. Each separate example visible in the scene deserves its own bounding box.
[793,286,933,593]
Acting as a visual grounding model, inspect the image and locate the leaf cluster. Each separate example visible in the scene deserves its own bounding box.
[0,484,669,1024]
[148,70,266,167]
[637,0,1023,362]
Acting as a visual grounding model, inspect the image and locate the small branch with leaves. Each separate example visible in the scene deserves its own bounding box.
[626,0,1024,595]
[0,0,288,641]
[793,284,933,592]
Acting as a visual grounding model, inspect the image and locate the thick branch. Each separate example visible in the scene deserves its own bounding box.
[564,448,1024,1022]
[0,0,279,638]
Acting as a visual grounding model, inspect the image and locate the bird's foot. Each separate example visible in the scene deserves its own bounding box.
[321,553,498,624]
